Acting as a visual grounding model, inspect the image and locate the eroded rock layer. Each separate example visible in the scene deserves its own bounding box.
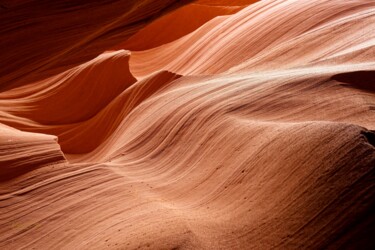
[0,0,374,249]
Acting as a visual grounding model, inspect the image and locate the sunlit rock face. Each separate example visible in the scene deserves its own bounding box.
[0,0,374,249]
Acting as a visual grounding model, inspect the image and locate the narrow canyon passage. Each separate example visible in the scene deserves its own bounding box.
[0,0,374,249]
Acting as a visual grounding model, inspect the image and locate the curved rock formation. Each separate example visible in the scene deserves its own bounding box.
[0,0,193,90]
[115,1,257,51]
[0,0,374,249]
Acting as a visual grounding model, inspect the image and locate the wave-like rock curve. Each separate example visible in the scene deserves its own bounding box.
[0,0,374,249]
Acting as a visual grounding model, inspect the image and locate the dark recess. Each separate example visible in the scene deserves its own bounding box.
[362,130,375,148]
[331,71,375,92]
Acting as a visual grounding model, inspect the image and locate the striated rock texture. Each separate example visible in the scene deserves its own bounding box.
[0,0,374,249]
